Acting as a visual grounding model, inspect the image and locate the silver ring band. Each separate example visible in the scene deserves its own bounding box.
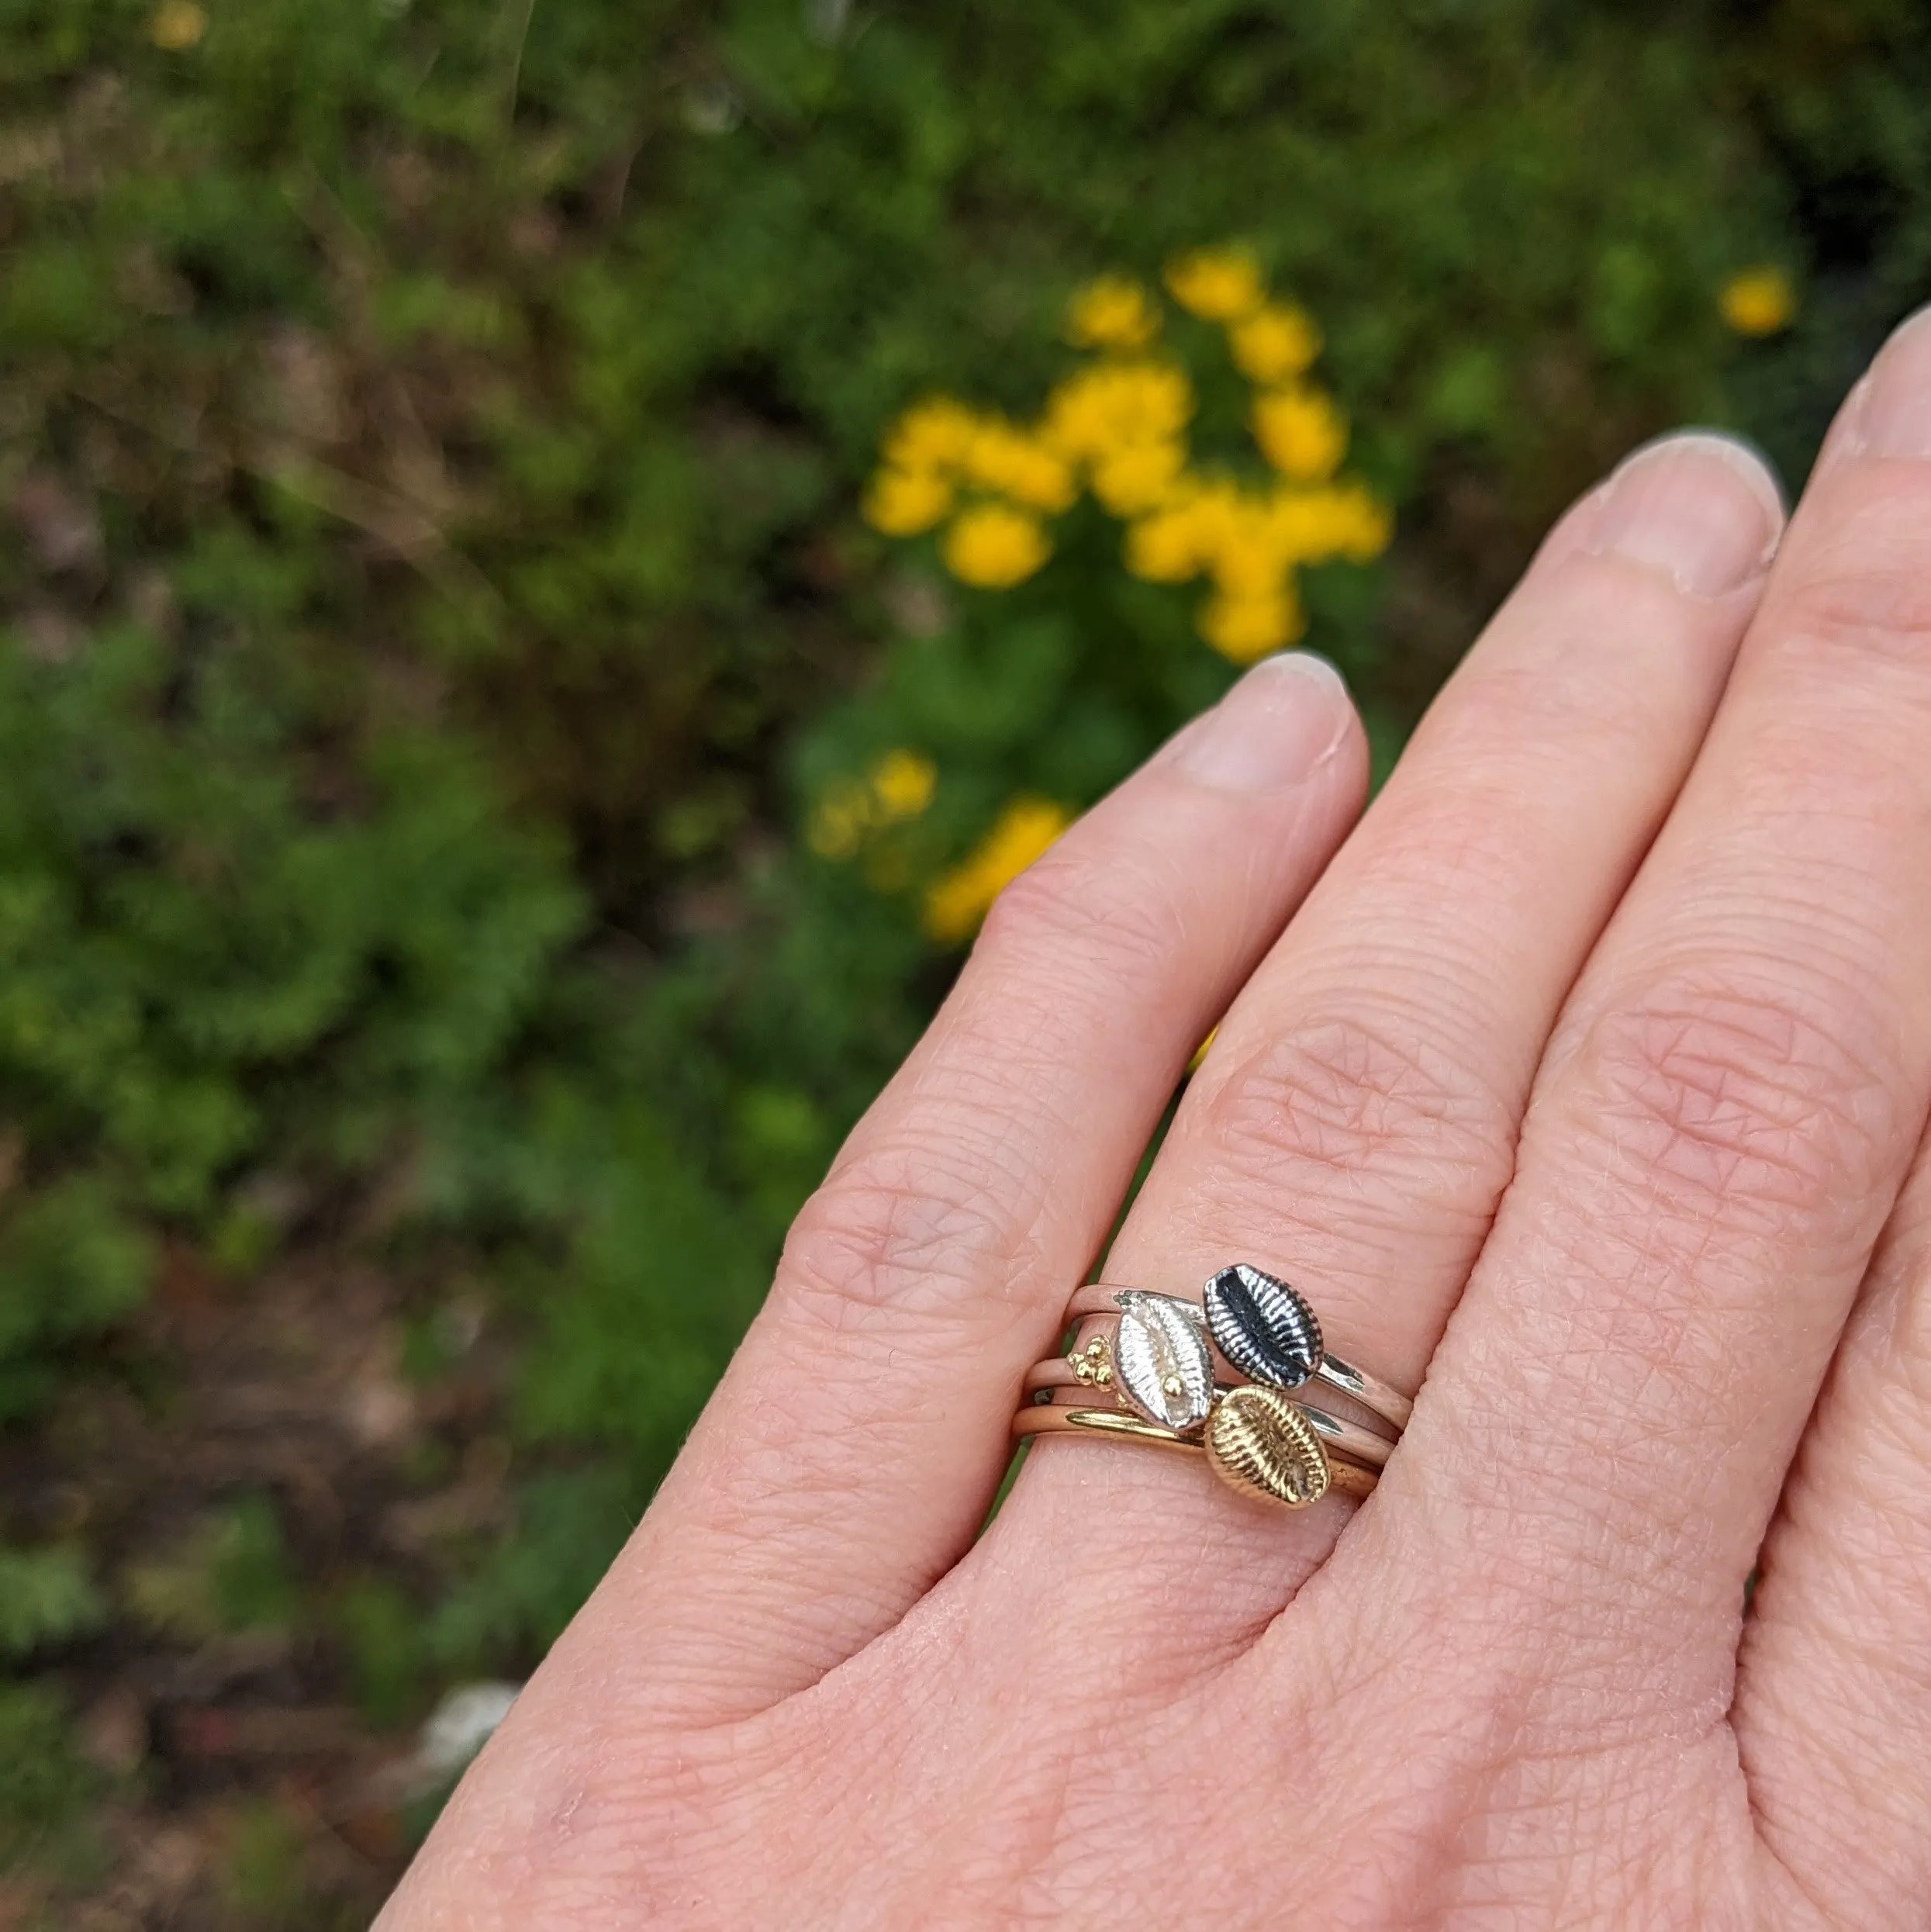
[1066,1267,1413,1433]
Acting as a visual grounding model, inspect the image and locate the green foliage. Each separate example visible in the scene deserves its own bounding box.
[335,1573,424,1731]
[0,1545,106,1661]
[124,1494,300,1640]
[425,1467,638,1669]
[0,1681,98,1874]
[0,1180,150,1420]
[218,1797,309,1928]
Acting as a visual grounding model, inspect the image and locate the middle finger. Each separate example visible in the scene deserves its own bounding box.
[996,433,1783,1640]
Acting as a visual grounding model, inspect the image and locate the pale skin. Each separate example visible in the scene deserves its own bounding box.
[380,314,1931,1928]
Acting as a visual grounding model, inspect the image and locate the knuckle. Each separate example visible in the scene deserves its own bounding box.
[1778,469,1931,671]
[1573,965,1898,1239]
[776,1127,1042,1337]
[1202,1007,1517,1200]
[976,841,1187,994]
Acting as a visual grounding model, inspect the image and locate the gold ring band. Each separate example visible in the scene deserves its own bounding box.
[1022,1357,1394,1469]
[1011,1399,1380,1502]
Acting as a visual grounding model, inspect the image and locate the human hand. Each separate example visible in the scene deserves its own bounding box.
[378,313,1931,1929]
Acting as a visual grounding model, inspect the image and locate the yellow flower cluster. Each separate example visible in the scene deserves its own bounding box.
[862,243,1390,662]
[862,397,1074,586]
[808,748,938,860]
[922,797,1072,942]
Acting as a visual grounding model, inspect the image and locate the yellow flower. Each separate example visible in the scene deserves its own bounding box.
[1199,585,1305,664]
[807,779,872,860]
[1125,499,1211,582]
[1165,246,1266,322]
[964,420,1078,513]
[1259,482,1395,569]
[1207,509,1287,600]
[150,0,206,47]
[1090,438,1187,517]
[864,466,954,535]
[1230,302,1322,383]
[808,749,938,862]
[1252,386,1348,480]
[1066,275,1162,350]
[924,797,1073,942]
[883,396,981,472]
[1720,266,1795,337]
[870,748,937,820]
[1323,480,1394,562]
[1187,1025,1218,1074]
[943,503,1052,587]
[1041,360,1193,461]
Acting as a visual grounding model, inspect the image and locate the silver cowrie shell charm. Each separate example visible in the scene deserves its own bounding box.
[1204,1263,1322,1391]
[1111,1290,1214,1433]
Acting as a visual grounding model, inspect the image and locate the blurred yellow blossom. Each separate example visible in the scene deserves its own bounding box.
[1126,496,1214,582]
[1720,266,1795,337]
[809,748,937,859]
[924,797,1073,942]
[1066,275,1162,350]
[882,396,981,472]
[1200,583,1304,663]
[150,0,206,47]
[807,779,872,859]
[1252,387,1348,479]
[1230,302,1322,383]
[870,748,937,819]
[1041,359,1194,461]
[1207,499,1288,598]
[964,420,1077,512]
[1090,439,1187,517]
[1165,246,1266,321]
[1318,479,1394,561]
[864,467,954,535]
[944,503,1052,586]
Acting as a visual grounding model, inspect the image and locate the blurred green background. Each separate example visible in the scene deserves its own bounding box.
[0,0,1922,1921]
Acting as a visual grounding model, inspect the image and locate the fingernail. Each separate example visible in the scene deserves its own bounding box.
[1846,305,1931,459]
[1166,652,1352,792]
[1584,433,1784,597]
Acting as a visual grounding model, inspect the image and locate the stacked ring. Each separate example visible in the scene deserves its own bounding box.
[1010,1263,1411,1510]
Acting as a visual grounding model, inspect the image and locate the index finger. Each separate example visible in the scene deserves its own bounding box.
[537,654,1368,1725]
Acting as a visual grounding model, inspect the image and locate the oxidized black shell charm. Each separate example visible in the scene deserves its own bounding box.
[1204,1263,1322,1391]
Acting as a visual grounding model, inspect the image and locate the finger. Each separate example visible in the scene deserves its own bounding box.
[1732,1146,1931,1930]
[1404,309,1931,1677]
[557,654,1367,1721]
[998,434,1783,1630]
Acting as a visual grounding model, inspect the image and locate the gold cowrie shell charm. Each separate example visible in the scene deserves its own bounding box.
[1204,1384,1331,1508]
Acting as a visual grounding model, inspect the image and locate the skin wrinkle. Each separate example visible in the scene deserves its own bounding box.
[1201,1011,1518,1202]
